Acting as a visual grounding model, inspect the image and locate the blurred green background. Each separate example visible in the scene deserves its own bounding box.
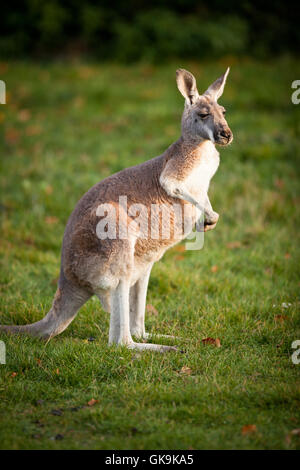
[1,0,299,61]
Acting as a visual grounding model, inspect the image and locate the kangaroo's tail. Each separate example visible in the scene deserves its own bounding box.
[0,281,91,340]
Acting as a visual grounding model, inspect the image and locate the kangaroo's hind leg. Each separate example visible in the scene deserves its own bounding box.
[129,265,153,339]
[129,266,177,343]
[110,278,177,352]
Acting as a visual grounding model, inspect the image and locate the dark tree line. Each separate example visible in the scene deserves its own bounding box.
[1,1,299,60]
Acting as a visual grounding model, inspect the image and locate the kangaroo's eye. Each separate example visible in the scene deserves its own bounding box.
[198,113,209,119]
[222,109,226,115]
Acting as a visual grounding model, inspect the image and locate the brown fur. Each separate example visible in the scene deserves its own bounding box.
[0,67,232,347]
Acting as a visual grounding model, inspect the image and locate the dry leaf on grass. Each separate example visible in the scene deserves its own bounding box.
[146,304,158,316]
[18,109,31,122]
[44,184,53,195]
[226,241,242,249]
[285,428,300,445]
[174,255,184,261]
[5,128,20,144]
[87,398,99,407]
[211,265,218,273]
[275,315,288,322]
[242,424,257,435]
[179,366,192,375]
[173,244,185,253]
[202,337,221,347]
[45,216,59,225]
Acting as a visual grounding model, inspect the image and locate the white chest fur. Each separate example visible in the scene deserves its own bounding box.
[185,141,220,199]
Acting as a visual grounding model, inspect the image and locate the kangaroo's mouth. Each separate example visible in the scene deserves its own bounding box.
[215,134,233,146]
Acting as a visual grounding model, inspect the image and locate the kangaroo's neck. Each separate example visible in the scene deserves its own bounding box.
[158,135,220,204]
[162,136,219,178]
[165,134,217,156]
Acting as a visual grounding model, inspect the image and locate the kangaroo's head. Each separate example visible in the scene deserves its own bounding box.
[176,68,233,146]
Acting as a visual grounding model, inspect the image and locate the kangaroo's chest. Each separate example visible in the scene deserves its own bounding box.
[185,148,220,198]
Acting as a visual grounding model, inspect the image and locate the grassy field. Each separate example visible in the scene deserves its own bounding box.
[0,57,299,450]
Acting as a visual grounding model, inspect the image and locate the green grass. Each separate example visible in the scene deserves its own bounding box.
[0,57,300,450]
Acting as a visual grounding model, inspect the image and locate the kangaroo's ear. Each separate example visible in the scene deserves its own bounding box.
[204,67,230,101]
[176,69,199,105]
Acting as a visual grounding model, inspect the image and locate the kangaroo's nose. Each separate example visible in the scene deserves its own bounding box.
[220,130,231,140]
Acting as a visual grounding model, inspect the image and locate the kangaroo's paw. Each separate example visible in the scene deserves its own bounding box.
[203,210,219,232]
[127,342,178,352]
[143,332,178,340]
[131,330,178,341]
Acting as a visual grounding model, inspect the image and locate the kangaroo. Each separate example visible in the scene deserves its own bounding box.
[0,68,233,352]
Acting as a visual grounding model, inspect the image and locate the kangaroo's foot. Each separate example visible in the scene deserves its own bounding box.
[127,342,178,352]
[130,328,177,341]
[143,332,177,340]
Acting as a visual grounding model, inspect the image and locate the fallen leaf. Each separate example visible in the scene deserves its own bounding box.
[285,428,300,445]
[55,368,60,375]
[173,244,185,253]
[202,337,221,347]
[5,128,20,144]
[146,304,158,316]
[44,184,53,195]
[11,372,17,378]
[242,424,257,435]
[291,428,300,435]
[179,366,192,375]
[0,62,8,74]
[87,398,98,407]
[284,253,291,259]
[211,265,218,273]
[18,109,31,122]
[45,216,58,225]
[275,315,288,322]
[226,241,242,249]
